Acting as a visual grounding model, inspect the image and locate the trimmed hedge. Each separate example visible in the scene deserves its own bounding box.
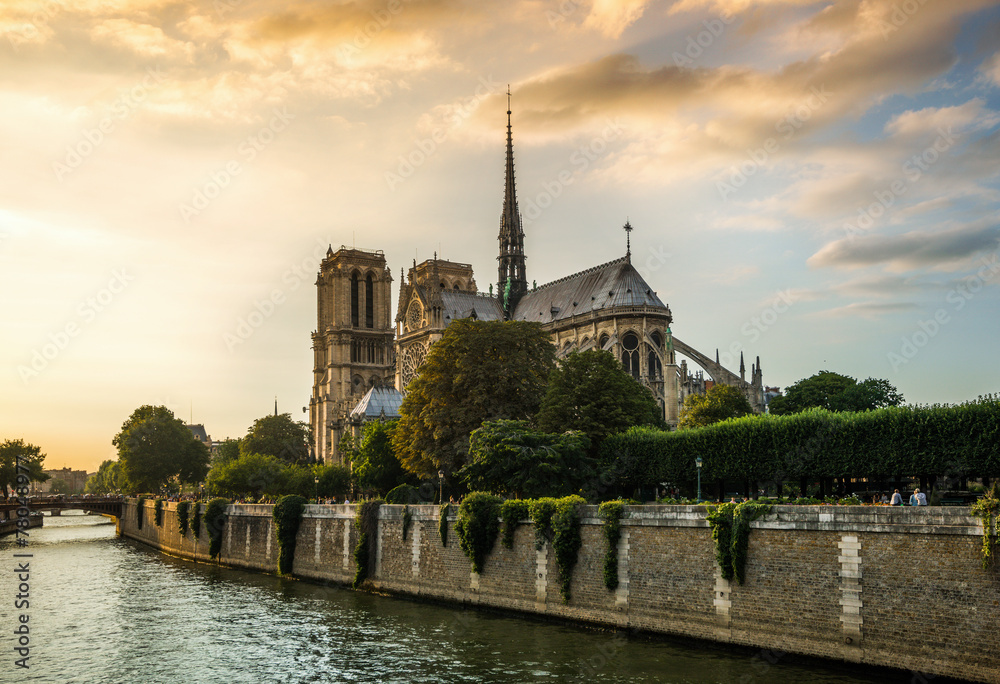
[273,495,307,575]
[602,398,1000,490]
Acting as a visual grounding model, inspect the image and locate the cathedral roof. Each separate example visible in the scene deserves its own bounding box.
[511,256,667,324]
[440,290,505,323]
[350,386,403,421]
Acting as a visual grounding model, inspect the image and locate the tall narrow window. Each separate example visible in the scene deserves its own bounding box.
[621,332,640,378]
[350,272,359,327]
[365,274,374,328]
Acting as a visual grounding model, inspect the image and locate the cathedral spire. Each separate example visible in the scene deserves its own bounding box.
[498,85,527,317]
[624,219,633,263]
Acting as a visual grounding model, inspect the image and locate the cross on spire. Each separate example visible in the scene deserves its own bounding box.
[623,219,633,263]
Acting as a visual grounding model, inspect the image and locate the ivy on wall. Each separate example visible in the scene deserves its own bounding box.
[598,501,626,591]
[205,498,229,560]
[191,502,202,539]
[529,498,557,551]
[273,495,307,575]
[177,501,191,536]
[402,505,413,542]
[154,499,165,527]
[438,503,450,547]
[706,501,771,584]
[354,500,384,588]
[971,485,1000,570]
[499,500,530,550]
[136,496,147,530]
[454,492,501,574]
[551,496,585,602]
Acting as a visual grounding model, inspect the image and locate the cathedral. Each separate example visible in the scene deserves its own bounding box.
[309,100,765,465]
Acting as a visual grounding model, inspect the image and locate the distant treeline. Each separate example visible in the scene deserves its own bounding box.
[601,396,1000,489]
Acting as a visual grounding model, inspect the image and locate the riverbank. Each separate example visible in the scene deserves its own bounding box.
[119,499,998,683]
[0,511,42,537]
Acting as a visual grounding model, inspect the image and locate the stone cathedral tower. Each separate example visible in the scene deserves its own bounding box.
[310,246,394,464]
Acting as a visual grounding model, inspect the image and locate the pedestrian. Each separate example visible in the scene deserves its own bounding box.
[917,490,928,506]
[909,489,920,507]
[890,489,903,506]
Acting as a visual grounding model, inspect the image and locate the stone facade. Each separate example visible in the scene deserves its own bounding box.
[121,501,1000,683]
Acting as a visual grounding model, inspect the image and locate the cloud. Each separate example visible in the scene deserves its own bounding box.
[885,99,998,138]
[584,0,652,38]
[808,220,1000,271]
[813,300,920,319]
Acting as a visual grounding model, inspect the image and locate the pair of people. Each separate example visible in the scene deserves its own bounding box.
[889,488,927,506]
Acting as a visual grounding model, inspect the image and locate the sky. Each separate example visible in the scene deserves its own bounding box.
[2,0,999,473]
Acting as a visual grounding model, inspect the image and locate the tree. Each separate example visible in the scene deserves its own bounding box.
[459,420,595,499]
[50,479,73,495]
[315,464,352,500]
[536,350,663,450]
[769,371,903,415]
[678,384,754,429]
[393,319,557,479]
[214,439,240,465]
[351,420,412,496]
[112,405,211,493]
[0,439,48,499]
[206,452,287,500]
[85,460,122,495]
[240,413,311,464]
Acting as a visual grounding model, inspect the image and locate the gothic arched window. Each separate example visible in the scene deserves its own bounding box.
[365,274,374,328]
[350,271,360,327]
[621,332,640,378]
[599,333,610,350]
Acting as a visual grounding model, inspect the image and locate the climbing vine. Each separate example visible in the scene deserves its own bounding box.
[454,492,501,574]
[551,495,585,602]
[705,501,771,584]
[598,500,626,591]
[154,499,165,527]
[191,502,202,539]
[273,495,307,575]
[353,499,383,588]
[402,505,413,541]
[499,500,530,550]
[136,496,147,530]
[438,503,450,547]
[529,498,558,550]
[177,500,191,536]
[204,497,229,560]
[971,485,1000,570]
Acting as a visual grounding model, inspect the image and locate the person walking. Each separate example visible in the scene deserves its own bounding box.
[890,489,903,506]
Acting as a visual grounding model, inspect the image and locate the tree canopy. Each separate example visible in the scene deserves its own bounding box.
[85,460,122,495]
[0,439,48,499]
[769,371,903,415]
[206,452,351,500]
[112,405,211,493]
[678,383,754,429]
[536,349,663,448]
[240,413,311,464]
[459,420,595,499]
[344,420,412,496]
[393,319,557,479]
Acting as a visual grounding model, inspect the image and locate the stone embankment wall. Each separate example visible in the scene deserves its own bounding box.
[120,501,1000,683]
[0,513,42,537]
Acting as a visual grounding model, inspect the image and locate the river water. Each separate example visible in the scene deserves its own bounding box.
[0,513,910,683]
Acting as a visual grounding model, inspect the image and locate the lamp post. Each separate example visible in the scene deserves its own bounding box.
[695,457,703,503]
[314,477,320,503]
[438,470,444,505]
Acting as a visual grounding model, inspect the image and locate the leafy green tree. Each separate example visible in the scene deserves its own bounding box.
[393,319,557,479]
[50,479,73,495]
[85,460,122,495]
[459,420,595,499]
[214,439,240,465]
[352,420,412,496]
[678,384,754,429]
[0,439,48,499]
[206,452,287,499]
[240,413,311,464]
[536,350,663,450]
[315,464,352,500]
[769,371,903,415]
[112,405,211,493]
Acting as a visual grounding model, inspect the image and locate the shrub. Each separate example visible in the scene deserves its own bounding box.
[529,498,558,551]
[154,499,164,527]
[353,499,383,588]
[499,499,531,549]
[598,500,626,591]
[454,492,502,574]
[439,503,450,547]
[706,501,771,584]
[204,497,229,560]
[971,485,1000,570]
[273,495,307,575]
[177,501,190,536]
[386,484,419,505]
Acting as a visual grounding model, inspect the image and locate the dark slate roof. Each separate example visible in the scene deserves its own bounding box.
[512,257,667,324]
[440,290,506,324]
[350,386,404,420]
[185,424,209,442]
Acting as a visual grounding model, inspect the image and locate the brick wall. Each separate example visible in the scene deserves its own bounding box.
[120,501,1000,684]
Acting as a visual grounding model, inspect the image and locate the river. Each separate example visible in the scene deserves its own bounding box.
[1,513,912,683]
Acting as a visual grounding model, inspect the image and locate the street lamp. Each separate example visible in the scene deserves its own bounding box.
[695,457,703,503]
[437,470,444,504]
[314,477,320,503]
